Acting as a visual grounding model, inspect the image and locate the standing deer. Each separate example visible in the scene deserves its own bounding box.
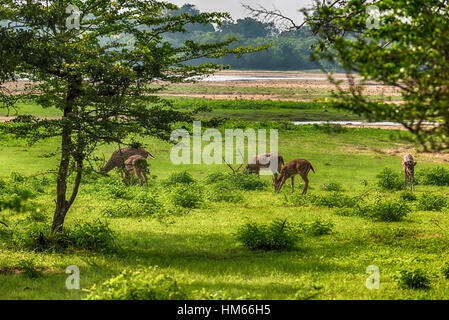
[102,147,155,174]
[402,154,417,191]
[124,155,149,188]
[273,159,315,195]
[242,153,285,180]
[224,152,285,181]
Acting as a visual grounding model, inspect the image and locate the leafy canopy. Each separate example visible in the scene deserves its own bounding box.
[306,0,449,151]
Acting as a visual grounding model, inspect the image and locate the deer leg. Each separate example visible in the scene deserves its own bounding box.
[291,176,295,193]
[411,174,414,192]
[142,170,148,188]
[300,172,309,195]
[403,170,407,190]
[129,170,134,186]
[135,169,144,187]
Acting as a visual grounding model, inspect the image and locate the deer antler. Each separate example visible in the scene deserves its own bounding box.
[223,149,245,174]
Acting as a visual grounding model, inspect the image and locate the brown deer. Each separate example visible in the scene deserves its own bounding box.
[224,152,285,182]
[402,154,417,191]
[102,147,155,174]
[273,159,315,195]
[242,153,285,180]
[124,155,149,187]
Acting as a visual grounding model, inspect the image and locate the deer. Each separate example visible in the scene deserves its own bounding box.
[224,152,285,182]
[273,158,315,195]
[402,154,417,192]
[124,155,149,188]
[102,147,155,174]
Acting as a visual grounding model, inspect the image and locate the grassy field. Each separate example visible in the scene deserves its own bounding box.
[1,96,449,300]
[1,98,361,122]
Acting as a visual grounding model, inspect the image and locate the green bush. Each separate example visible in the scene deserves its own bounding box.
[417,166,449,186]
[324,182,343,192]
[399,191,417,202]
[207,182,244,203]
[70,220,117,252]
[17,259,42,278]
[204,172,228,185]
[416,194,447,211]
[395,268,431,290]
[9,220,117,252]
[165,171,196,186]
[309,192,359,208]
[84,266,189,300]
[107,180,133,200]
[171,184,203,209]
[376,168,403,191]
[306,219,334,236]
[361,198,410,222]
[204,172,267,191]
[236,219,300,251]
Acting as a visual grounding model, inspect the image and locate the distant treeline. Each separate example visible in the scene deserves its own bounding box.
[164,4,338,71]
[0,4,337,71]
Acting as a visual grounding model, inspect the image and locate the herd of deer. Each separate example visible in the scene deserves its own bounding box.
[101,147,417,194]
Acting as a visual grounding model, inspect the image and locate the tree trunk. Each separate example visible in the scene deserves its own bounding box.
[51,76,83,233]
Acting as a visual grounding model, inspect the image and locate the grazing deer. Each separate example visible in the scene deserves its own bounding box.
[102,147,155,173]
[402,154,417,191]
[224,152,285,181]
[124,155,149,187]
[243,153,285,179]
[273,159,315,195]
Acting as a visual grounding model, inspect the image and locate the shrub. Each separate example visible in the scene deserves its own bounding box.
[309,192,359,208]
[9,220,117,252]
[399,191,417,202]
[417,166,449,186]
[165,171,196,186]
[17,259,42,278]
[207,182,243,203]
[171,184,203,209]
[361,198,410,222]
[376,168,403,191]
[395,268,431,290]
[306,219,334,236]
[204,172,227,185]
[416,194,447,211]
[205,172,268,191]
[107,181,133,200]
[84,266,189,300]
[228,174,268,191]
[324,182,343,192]
[69,220,117,252]
[236,219,300,251]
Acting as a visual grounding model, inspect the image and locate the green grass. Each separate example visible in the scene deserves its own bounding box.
[1,98,361,122]
[2,119,449,300]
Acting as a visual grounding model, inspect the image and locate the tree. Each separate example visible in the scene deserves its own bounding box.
[245,0,449,151]
[0,0,259,233]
